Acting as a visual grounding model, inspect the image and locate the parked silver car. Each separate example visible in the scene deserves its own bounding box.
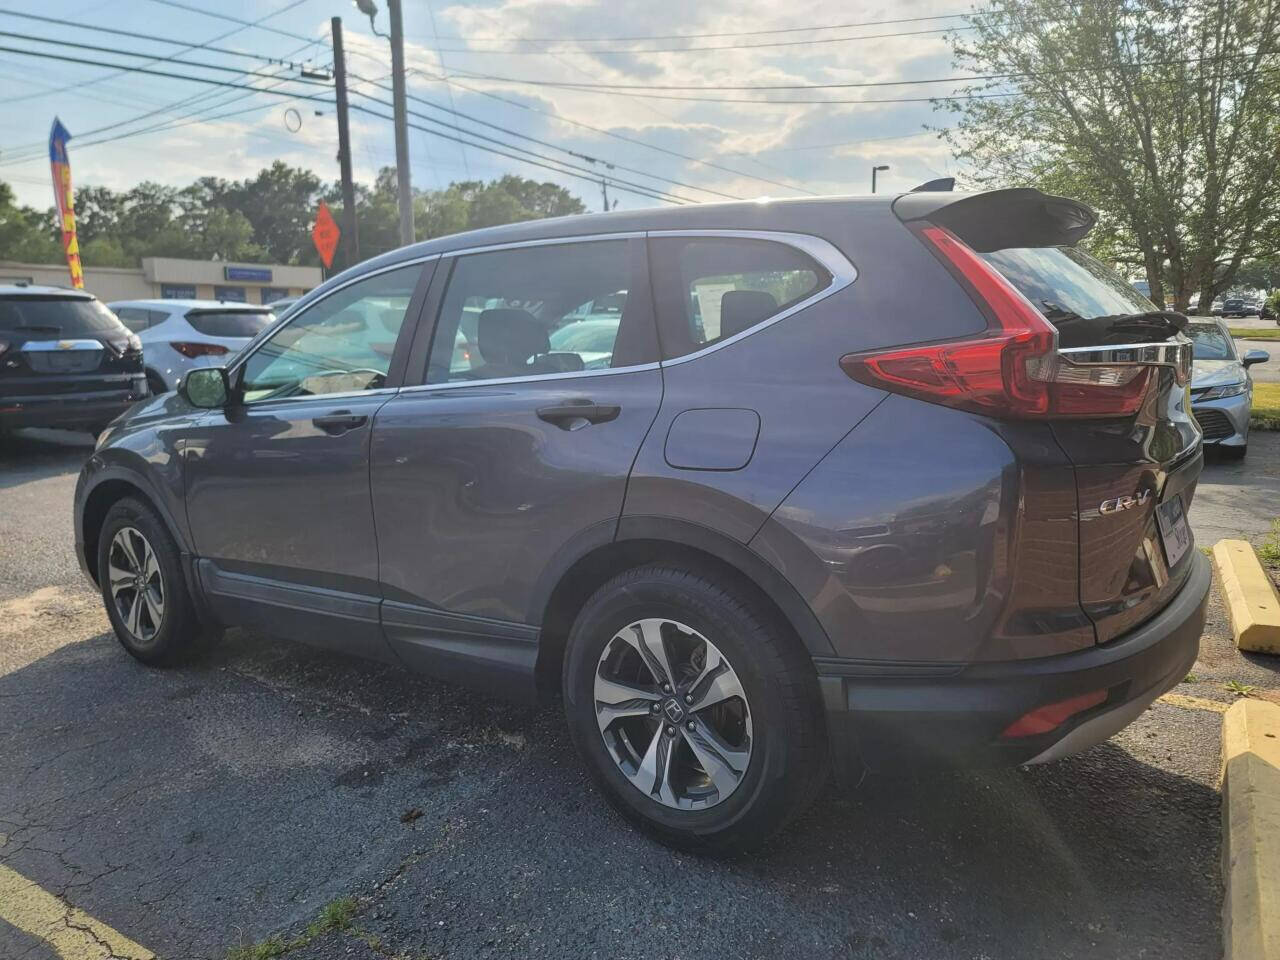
[1187,319,1269,458]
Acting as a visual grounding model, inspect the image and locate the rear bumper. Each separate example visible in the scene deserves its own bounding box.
[818,551,1210,778]
[0,377,149,429]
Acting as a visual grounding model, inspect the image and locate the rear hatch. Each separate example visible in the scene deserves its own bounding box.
[881,189,1199,645]
[1,295,142,398]
[181,307,275,359]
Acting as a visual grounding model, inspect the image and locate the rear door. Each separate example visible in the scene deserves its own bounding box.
[369,236,663,698]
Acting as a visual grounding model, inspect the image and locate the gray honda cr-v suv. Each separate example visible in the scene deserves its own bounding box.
[75,188,1209,851]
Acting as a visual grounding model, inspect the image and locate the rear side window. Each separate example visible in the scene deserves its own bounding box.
[424,238,655,384]
[648,237,831,360]
[186,310,274,338]
[0,296,125,338]
[982,246,1156,324]
[115,307,169,332]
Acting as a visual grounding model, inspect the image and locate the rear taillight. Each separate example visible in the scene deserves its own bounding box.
[840,224,1152,419]
[170,341,230,359]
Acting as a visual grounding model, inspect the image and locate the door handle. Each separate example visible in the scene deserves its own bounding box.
[312,411,368,435]
[536,401,621,429]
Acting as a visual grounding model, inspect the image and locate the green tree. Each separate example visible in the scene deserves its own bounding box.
[937,0,1280,310]
[0,181,60,262]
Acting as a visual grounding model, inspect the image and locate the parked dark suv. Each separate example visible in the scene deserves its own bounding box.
[74,189,1209,850]
[1,285,148,436]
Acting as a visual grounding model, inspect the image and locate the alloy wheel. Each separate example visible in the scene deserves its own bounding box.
[107,526,165,644]
[594,618,753,810]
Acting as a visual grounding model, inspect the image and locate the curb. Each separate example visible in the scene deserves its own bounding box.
[1221,698,1280,960]
[1212,539,1280,654]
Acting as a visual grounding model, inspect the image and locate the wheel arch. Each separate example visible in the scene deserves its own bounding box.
[534,516,834,697]
[79,469,187,586]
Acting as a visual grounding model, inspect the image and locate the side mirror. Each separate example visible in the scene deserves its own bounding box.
[1243,349,1270,368]
[180,367,230,408]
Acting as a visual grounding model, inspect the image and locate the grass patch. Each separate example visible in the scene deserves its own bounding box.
[1259,519,1280,565]
[227,898,361,960]
[1228,326,1280,340]
[1183,673,1200,683]
[1252,382,1280,431]
[1224,680,1259,697]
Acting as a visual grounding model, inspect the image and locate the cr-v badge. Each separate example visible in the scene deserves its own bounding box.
[1099,489,1151,515]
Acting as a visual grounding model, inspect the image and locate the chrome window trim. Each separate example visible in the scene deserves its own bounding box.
[227,254,439,405]
[234,386,400,409]
[397,361,661,396]
[401,228,857,390]
[643,229,858,368]
[441,231,644,258]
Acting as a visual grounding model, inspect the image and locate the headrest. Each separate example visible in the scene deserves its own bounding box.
[719,290,779,338]
[477,308,548,366]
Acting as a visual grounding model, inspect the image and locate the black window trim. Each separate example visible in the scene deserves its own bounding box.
[396,228,857,394]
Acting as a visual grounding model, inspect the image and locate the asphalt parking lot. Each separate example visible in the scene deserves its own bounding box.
[2,428,1278,960]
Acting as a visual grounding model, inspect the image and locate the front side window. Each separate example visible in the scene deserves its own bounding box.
[648,237,830,360]
[239,264,420,402]
[426,240,641,383]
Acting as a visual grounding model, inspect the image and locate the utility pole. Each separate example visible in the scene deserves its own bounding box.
[389,0,414,245]
[600,178,610,213]
[330,16,360,266]
[871,164,890,194]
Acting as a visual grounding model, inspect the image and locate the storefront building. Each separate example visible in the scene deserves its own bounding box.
[0,257,321,305]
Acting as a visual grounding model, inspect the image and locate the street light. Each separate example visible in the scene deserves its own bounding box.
[355,0,414,245]
[871,165,890,194]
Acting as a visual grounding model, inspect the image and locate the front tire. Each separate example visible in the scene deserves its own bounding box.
[97,497,207,665]
[562,564,827,852]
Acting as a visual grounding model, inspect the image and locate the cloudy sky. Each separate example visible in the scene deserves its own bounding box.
[0,0,973,213]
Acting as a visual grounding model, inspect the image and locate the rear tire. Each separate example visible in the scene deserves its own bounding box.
[562,564,827,853]
[145,370,169,397]
[97,497,210,665]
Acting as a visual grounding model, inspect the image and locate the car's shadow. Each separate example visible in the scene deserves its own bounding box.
[0,428,94,488]
[0,626,1222,960]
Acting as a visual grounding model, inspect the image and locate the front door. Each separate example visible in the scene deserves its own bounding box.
[370,237,663,697]
[185,260,431,659]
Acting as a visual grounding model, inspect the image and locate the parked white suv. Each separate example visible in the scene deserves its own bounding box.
[109,300,276,394]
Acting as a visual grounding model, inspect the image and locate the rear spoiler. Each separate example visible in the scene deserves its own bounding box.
[892,187,1095,252]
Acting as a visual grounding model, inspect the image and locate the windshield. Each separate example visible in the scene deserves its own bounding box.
[982,246,1156,322]
[1187,323,1235,360]
[0,296,125,337]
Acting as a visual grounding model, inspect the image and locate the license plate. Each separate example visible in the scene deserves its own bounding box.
[1156,495,1192,569]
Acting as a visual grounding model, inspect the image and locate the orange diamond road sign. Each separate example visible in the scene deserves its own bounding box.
[312,201,340,269]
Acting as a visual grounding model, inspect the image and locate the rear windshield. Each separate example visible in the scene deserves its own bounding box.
[186,309,274,338]
[982,246,1156,323]
[0,295,125,337]
[1187,323,1235,360]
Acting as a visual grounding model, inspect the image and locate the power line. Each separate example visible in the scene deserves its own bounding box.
[348,73,742,201]
[139,0,319,47]
[0,44,336,104]
[405,24,976,55]
[410,67,820,195]
[349,90,699,203]
[425,12,976,42]
[0,9,320,68]
[1,40,320,163]
[348,101,687,205]
[0,31,334,88]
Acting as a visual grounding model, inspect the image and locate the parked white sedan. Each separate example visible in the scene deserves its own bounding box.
[108,299,276,394]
